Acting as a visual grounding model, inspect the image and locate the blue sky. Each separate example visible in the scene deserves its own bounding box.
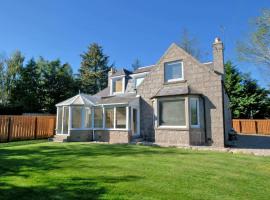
[0,0,269,87]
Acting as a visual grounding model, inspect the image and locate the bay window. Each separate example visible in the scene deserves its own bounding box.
[190,98,200,127]
[158,98,186,127]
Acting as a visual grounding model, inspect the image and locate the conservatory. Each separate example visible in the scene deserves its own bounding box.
[55,93,140,142]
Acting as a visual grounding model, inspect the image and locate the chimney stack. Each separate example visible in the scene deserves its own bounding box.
[212,37,224,77]
[108,67,115,87]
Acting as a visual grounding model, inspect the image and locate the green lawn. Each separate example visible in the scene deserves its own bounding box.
[0,141,270,200]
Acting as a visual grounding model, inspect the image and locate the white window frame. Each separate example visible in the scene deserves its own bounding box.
[190,97,200,128]
[110,75,125,95]
[157,97,187,128]
[130,72,149,89]
[70,106,93,131]
[164,61,184,83]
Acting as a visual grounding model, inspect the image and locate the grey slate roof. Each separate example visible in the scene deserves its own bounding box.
[151,86,189,98]
[94,87,110,98]
[97,93,138,105]
[133,65,155,74]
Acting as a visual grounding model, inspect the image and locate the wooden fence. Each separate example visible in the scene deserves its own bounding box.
[0,115,56,142]
[232,119,270,135]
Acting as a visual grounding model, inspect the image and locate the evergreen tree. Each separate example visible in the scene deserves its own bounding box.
[79,43,111,94]
[224,61,270,119]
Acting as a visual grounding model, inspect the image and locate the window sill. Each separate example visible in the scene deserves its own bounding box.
[163,80,187,85]
[155,126,189,131]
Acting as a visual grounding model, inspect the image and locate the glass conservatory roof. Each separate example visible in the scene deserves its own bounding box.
[55,93,99,106]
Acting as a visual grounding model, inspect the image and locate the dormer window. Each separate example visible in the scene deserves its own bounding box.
[111,76,125,95]
[164,61,184,83]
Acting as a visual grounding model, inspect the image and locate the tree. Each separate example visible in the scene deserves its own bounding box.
[224,61,270,119]
[178,29,201,60]
[10,57,77,114]
[79,43,111,94]
[237,9,270,74]
[131,58,141,71]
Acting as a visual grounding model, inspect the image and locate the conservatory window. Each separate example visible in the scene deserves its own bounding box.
[94,107,103,128]
[105,107,114,128]
[116,107,126,129]
[72,107,82,128]
[57,107,63,131]
[84,107,92,128]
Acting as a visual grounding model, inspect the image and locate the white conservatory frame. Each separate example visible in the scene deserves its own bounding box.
[55,93,140,136]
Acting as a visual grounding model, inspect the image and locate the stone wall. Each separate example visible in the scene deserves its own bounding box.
[155,128,190,146]
[68,130,93,142]
[94,130,131,143]
[137,43,225,147]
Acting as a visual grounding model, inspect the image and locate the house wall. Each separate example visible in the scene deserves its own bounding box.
[137,44,225,147]
[223,91,232,145]
[94,130,131,143]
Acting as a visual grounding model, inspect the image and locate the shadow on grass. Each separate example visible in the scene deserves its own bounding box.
[0,175,140,200]
[0,142,201,199]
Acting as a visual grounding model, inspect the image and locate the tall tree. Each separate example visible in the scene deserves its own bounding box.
[237,9,270,74]
[224,61,270,119]
[131,58,141,71]
[79,43,111,94]
[178,29,201,60]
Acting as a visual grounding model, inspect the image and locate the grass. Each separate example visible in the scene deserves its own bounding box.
[0,141,270,200]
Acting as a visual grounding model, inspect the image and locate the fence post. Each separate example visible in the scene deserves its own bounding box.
[239,120,242,133]
[7,117,12,142]
[255,120,258,134]
[34,117,38,139]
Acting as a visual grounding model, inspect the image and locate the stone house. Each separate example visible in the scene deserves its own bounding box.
[55,38,232,147]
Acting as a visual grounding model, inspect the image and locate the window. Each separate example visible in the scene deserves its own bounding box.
[116,107,126,128]
[57,107,63,131]
[94,107,103,128]
[105,107,114,128]
[84,107,92,128]
[190,98,199,127]
[164,61,183,82]
[112,78,123,93]
[72,107,82,128]
[158,99,186,126]
[135,77,144,88]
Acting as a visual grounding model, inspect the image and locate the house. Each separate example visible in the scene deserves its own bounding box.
[55,38,232,147]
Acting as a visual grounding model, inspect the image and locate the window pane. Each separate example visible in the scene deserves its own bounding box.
[63,107,69,133]
[113,78,123,93]
[135,77,144,88]
[57,107,63,132]
[116,107,126,128]
[94,107,103,128]
[84,107,92,128]
[159,99,186,126]
[72,107,82,128]
[190,99,199,126]
[105,107,114,128]
[165,62,182,82]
